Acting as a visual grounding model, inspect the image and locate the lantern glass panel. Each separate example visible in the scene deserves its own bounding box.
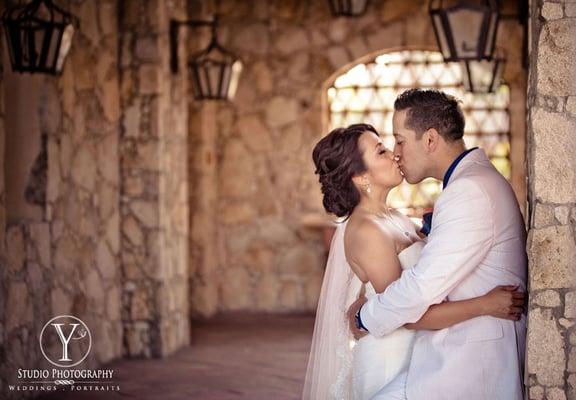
[484,11,498,57]
[432,13,451,59]
[207,61,221,97]
[44,27,59,68]
[329,0,368,16]
[446,8,486,59]
[494,60,504,90]
[220,63,232,99]
[350,0,369,15]
[24,27,42,68]
[12,25,34,68]
[226,61,242,100]
[462,58,504,93]
[199,64,211,97]
[5,25,22,67]
[55,24,74,72]
[191,67,202,98]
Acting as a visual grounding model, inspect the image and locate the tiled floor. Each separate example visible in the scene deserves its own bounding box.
[39,314,315,400]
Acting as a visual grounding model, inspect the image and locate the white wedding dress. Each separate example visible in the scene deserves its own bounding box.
[352,241,424,399]
[303,213,424,400]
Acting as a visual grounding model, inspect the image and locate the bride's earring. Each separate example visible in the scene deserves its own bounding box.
[364,183,372,194]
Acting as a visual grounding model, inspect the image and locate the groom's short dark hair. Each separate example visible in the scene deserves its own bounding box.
[394,89,465,142]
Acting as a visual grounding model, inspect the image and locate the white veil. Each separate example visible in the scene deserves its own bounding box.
[302,220,363,400]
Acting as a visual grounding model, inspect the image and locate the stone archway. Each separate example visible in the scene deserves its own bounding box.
[322,48,522,218]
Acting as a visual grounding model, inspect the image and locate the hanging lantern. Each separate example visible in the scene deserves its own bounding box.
[461,55,505,93]
[429,0,499,62]
[170,18,242,101]
[2,0,79,75]
[327,0,370,17]
[188,29,242,100]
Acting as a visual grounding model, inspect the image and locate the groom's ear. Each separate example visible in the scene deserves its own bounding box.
[422,128,440,153]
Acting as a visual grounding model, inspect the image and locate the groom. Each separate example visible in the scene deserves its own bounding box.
[347,89,527,400]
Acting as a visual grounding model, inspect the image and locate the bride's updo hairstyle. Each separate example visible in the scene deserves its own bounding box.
[312,123,379,218]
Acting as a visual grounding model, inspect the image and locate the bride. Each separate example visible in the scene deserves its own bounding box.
[303,124,524,399]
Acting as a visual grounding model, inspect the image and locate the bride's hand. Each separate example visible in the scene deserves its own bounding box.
[479,285,525,320]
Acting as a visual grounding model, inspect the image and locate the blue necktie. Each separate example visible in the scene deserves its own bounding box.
[420,211,433,236]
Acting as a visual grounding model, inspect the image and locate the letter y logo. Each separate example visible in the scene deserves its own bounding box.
[40,315,91,368]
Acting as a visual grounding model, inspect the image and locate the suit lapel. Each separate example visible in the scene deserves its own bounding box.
[445,148,491,186]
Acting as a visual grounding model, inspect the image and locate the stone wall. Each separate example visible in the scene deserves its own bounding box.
[0,2,192,396]
[0,0,124,397]
[526,1,576,399]
[188,0,528,316]
[118,0,190,356]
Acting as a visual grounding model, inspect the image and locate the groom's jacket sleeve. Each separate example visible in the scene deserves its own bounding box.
[360,178,495,337]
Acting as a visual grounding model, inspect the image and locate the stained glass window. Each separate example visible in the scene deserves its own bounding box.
[327,50,511,217]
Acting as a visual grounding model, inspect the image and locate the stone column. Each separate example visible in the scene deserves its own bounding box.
[1,1,125,396]
[189,102,220,317]
[119,0,190,357]
[526,1,576,399]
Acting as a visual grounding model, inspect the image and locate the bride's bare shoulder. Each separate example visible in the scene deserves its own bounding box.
[343,212,402,288]
[344,213,393,253]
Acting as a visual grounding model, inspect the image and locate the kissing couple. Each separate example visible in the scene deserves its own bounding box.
[303,89,527,400]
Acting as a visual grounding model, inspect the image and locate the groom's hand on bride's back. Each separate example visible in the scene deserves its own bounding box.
[347,296,368,340]
[480,285,526,321]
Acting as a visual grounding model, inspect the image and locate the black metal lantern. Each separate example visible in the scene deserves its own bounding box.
[429,0,499,62]
[2,0,79,74]
[461,55,505,93]
[327,0,370,17]
[170,18,242,101]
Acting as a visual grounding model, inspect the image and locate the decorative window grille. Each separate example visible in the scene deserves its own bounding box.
[327,50,511,217]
